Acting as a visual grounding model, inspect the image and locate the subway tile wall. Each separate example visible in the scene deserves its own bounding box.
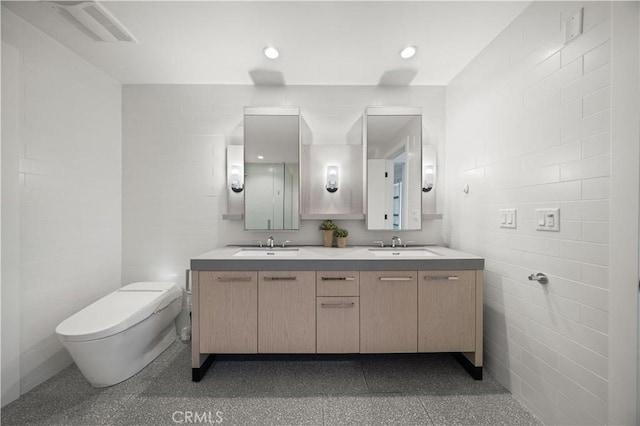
[122,85,446,296]
[445,2,612,424]
[2,10,123,394]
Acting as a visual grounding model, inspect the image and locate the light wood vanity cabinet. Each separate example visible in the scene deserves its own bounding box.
[197,268,480,355]
[198,271,258,354]
[359,271,418,353]
[192,260,483,382]
[258,271,316,353]
[316,271,360,353]
[418,270,475,352]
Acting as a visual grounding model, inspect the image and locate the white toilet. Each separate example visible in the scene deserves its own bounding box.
[56,281,183,387]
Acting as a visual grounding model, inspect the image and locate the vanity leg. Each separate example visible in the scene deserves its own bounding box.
[190,271,215,382]
[454,269,484,380]
[192,354,216,382]
[453,352,483,380]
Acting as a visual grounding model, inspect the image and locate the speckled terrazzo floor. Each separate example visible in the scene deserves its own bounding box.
[1,342,541,426]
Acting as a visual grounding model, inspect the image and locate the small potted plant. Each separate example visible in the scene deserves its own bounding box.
[334,228,349,248]
[319,220,338,247]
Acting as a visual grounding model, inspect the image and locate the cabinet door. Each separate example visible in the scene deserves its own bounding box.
[258,271,316,353]
[360,271,417,353]
[418,270,475,352]
[199,271,258,354]
[317,297,360,353]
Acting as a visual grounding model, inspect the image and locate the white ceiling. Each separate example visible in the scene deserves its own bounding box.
[3,0,530,86]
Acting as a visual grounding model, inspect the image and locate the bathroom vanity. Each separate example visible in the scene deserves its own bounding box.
[190,246,484,381]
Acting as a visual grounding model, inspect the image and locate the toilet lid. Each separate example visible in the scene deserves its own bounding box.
[56,282,181,342]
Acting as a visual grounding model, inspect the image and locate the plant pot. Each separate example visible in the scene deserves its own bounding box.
[336,237,347,248]
[322,230,334,247]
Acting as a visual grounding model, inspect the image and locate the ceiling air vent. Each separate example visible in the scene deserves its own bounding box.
[47,1,136,42]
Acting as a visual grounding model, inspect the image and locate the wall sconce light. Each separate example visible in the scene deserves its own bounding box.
[422,165,435,193]
[230,165,244,193]
[326,165,339,193]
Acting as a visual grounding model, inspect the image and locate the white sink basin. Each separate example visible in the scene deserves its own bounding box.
[368,248,438,257]
[233,248,300,257]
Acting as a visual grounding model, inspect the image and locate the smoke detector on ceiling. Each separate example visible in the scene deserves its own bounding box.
[46,1,136,43]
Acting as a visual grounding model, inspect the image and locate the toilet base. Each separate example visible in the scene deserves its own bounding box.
[139,323,178,375]
[63,300,181,387]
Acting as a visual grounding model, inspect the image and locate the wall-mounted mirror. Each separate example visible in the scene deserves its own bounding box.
[366,107,422,230]
[244,107,300,230]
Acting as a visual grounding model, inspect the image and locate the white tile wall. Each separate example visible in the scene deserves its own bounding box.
[446,2,612,424]
[2,10,122,395]
[2,40,22,407]
[122,85,446,310]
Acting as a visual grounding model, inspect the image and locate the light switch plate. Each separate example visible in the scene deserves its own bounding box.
[536,208,560,232]
[499,208,517,229]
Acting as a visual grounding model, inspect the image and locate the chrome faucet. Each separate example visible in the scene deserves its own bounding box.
[282,240,292,248]
[391,236,402,248]
[373,240,384,248]
[266,236,274,248]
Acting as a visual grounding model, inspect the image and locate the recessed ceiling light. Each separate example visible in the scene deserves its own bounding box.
[400,45,417,59]
[257,155,264,160]
[264,46,279,59]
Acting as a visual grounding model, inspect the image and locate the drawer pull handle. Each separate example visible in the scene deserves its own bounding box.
[321,302,355,308]
[424,276,459,281]
[379,277,413,281]
[321,277,355,281]
[263,276,297,281]
[217,276,253,282]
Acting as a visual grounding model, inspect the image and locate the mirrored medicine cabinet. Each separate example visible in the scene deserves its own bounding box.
[227,105,435,229]
[243,107,300,231]
[365,107,422,231]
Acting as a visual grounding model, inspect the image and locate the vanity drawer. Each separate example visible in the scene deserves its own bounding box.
[316,271,359,296]
[317,296,360,353]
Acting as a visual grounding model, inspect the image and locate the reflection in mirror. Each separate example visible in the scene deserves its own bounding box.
[366,110,422,230]
[244,109,300,230]
[422,144,438,215]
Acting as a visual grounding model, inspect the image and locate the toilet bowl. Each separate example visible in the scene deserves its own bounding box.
[56,281,183,387]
